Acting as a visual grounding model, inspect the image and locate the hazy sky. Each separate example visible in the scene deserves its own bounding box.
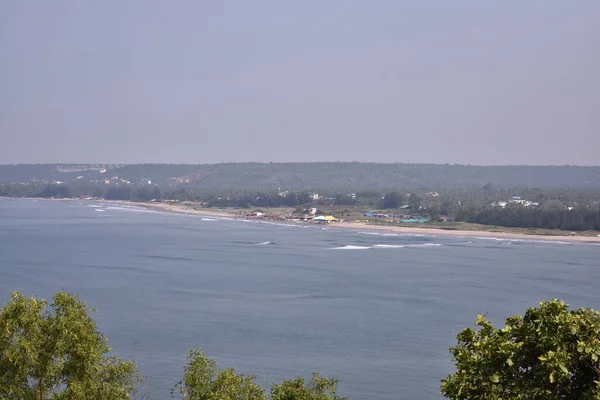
[1,1,598,165]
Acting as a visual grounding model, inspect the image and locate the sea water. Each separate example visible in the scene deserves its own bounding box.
[1,199,599,399]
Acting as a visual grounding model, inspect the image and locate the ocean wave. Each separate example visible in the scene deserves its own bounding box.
[201,218,217,221]
[104,205,159,213]
[357,231,427,238]
[94,209,106,212]
[472,236,571,245]
[331,243,443,250]
[257,241,274,245]
[330,245,372,250]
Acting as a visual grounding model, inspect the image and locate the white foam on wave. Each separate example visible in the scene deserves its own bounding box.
[94,209,106,212]
[331,245,372,250]
[410,243,442,247]
[330,243,443,250]
[201,218,217,221]
[103,205,158,213]
[257,241,274,245]
[239,219,299,228]
[88,204,103,208]
[473,236,571,245]
[357,231,427,238]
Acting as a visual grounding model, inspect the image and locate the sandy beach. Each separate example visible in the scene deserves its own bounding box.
[332,222,600,243]
[143,201,600,244]
[3,197,600,244]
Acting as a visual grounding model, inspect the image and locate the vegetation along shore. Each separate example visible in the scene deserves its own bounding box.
[2,163,600,242]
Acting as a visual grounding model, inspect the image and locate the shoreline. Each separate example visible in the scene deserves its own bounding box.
[117,201,600,244]
[2,197,600,244]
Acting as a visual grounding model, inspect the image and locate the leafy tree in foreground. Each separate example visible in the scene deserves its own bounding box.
[0,291,139,400]
[172,349,347,400]
[441,299,600,400]
[270,373,348,400]
[172,348,267,400]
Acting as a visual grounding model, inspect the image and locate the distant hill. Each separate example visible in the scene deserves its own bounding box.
[1,163,599,190]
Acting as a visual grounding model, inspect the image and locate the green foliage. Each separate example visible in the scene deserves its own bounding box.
[441,299,600,399]
[172,350,348,400]
[472,205,600,231]
[2,163,600,190]
[382,192,403,209]
[0,291,139,400]
[270,373,347,400]
[0,291,347,400]
[172,348,267,400]
[408,193,422,209]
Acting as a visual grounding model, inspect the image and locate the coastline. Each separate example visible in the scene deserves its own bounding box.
[3,197,600,244]
[134,202,600,244]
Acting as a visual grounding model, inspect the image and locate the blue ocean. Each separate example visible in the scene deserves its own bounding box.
[1,199,599,399]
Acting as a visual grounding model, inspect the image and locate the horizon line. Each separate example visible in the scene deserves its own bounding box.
[1,162,599,168]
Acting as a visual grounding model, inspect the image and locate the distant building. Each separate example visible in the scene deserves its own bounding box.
[400,218,429,224]
[492,197,538,208]
[140,178,152,185]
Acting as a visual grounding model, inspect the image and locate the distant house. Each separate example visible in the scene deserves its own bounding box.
[510,196,538,207]
[311,193,320,200]
[492,197,539,208]
[140,178,152,185]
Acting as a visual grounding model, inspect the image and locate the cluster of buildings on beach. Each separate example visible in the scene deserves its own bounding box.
[241,209,342,224]
[490,196,539,208]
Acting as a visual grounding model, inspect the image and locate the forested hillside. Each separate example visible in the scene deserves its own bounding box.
[0,163,599,189]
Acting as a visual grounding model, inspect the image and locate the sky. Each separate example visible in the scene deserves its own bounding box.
[1,1,598,166]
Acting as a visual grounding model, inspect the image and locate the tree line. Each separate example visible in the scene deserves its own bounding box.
[458,204,600,231]
[2,291,600,399]
[2,182,600,231]
[3,163,600,189]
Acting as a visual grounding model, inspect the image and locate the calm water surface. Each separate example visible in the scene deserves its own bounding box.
[1,199,599,399]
